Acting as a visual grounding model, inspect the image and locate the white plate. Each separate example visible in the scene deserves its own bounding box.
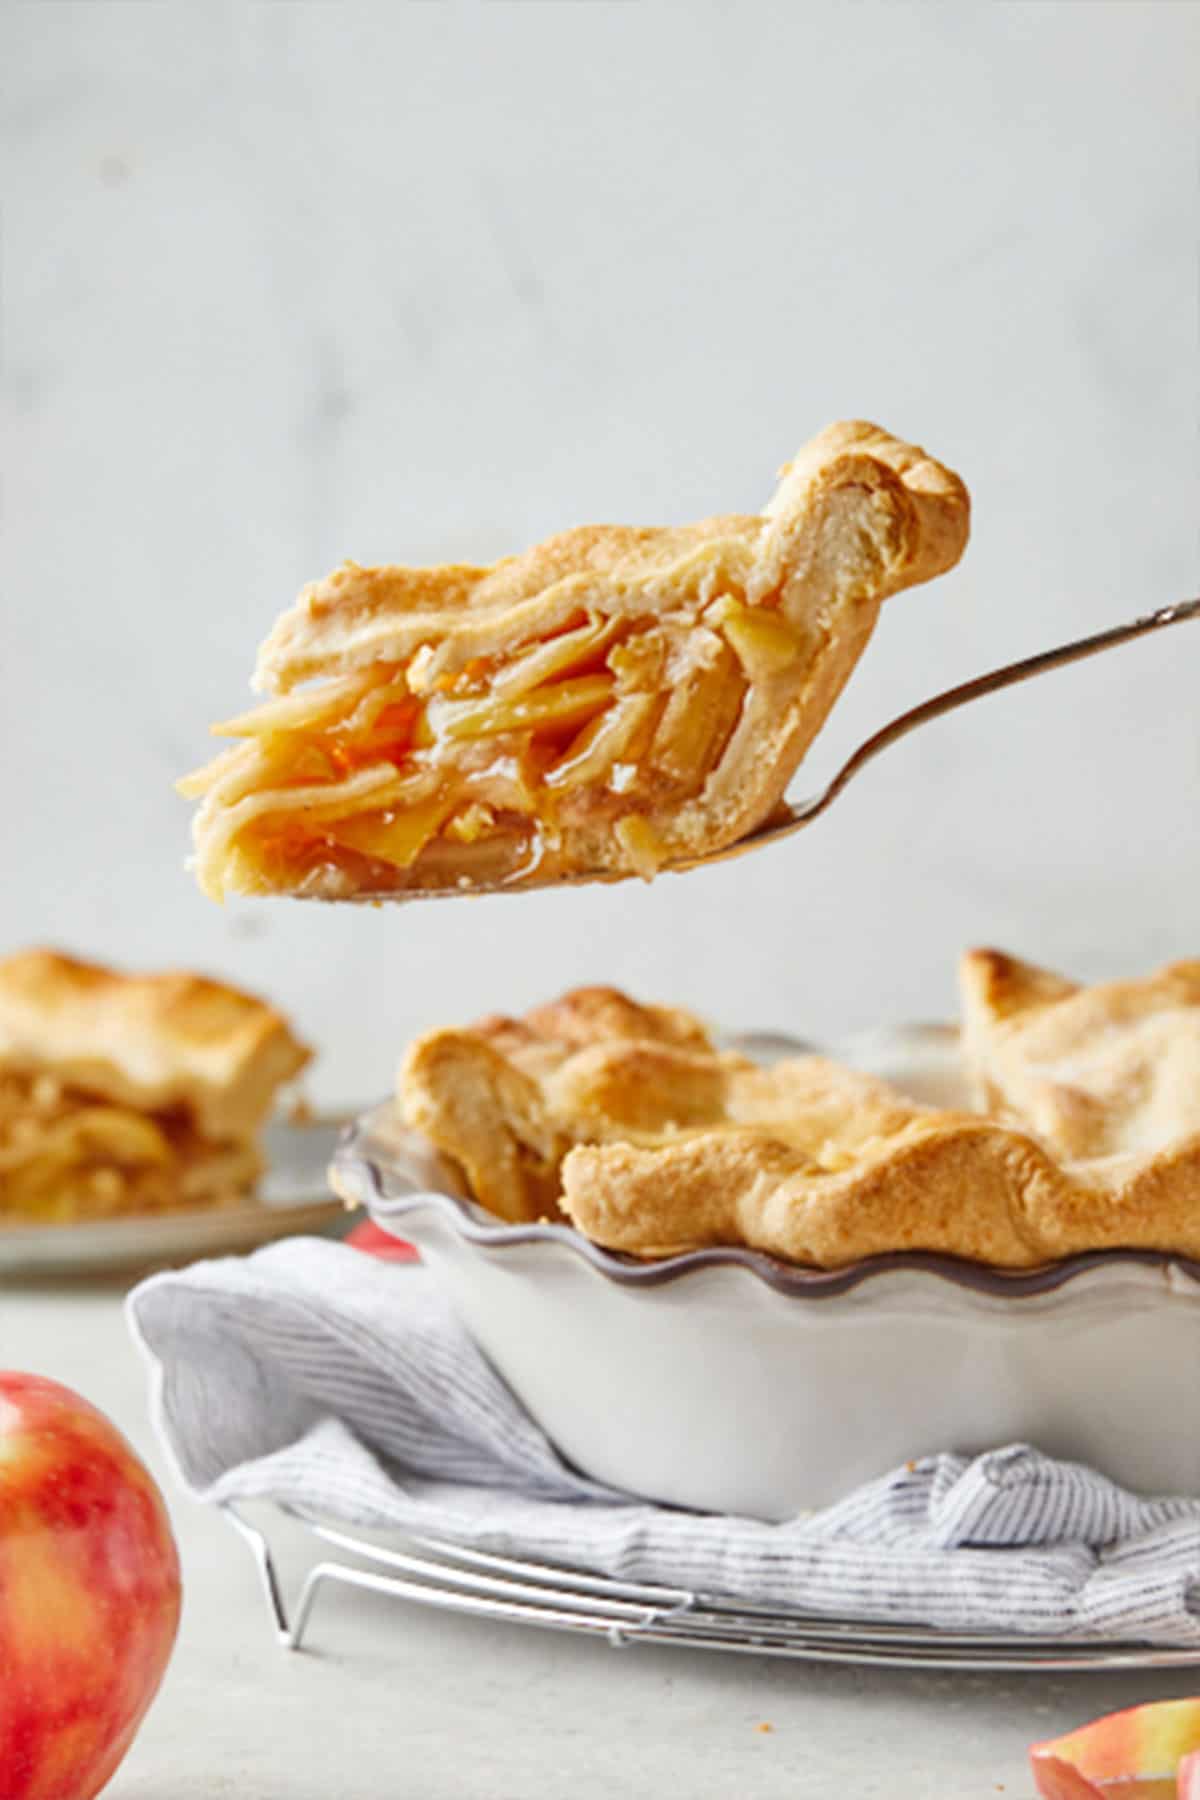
[0,1117,349,1276]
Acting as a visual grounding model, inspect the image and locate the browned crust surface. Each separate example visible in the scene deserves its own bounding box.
[561,1121,1200,1267]
[0,949,311,1142]
[399,964,1200,1268]
[960,948,1200,1160]
[398,986,717,1222]
[255,422,968,695]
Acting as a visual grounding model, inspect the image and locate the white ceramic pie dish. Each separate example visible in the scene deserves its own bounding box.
[331,1025,1200,1520]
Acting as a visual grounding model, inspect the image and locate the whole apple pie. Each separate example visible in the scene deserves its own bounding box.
[395,956,1200,1268]
[0,950,310,1221]
[182,421,968,901]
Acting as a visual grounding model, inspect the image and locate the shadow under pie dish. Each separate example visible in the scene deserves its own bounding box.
[331,963,1200,1518]
[181,421,968,900]
[0,949,310,1223]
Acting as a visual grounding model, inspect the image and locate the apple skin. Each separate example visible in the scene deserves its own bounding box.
[0,1372,182,1800]
[1030,1699,1200,1798]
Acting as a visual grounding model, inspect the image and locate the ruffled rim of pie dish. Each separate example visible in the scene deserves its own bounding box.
[332,1104,1200,1303]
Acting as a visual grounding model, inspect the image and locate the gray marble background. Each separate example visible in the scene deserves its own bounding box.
[5,1,1198,1108]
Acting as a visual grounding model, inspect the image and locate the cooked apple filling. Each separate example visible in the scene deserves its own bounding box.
[183,609,767,898]
[0,1070,259,1222]
[183,422,970,902]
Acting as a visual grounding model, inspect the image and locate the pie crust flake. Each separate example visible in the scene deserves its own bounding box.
[0,950,310,1221]
[396,959,1200,1269]
[183,422,968,901]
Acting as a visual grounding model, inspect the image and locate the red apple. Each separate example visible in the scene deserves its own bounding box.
[0,1372,182,1800]
[1030,1698,1200,1798]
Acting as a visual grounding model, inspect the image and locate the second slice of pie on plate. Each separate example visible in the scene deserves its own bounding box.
[0,949,310,1222]
[182,421,969,901]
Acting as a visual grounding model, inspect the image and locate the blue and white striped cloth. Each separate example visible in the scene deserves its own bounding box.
[127,1238,1200,1643]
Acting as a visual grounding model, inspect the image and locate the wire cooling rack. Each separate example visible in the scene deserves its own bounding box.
[222,1505,1200,1674]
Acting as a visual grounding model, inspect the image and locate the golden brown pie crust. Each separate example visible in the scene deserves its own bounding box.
[398,986,715,1222]
[183,422,968,901]
[397,963,1200,1268]
[960,948,1200,1162]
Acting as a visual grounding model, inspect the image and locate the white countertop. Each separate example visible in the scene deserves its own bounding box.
[8,1274,1199,1800]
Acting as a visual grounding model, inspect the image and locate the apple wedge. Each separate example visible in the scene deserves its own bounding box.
[1030,1698,1200,1798]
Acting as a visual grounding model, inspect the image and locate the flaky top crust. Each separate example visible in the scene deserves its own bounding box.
[254,422,969,695]
[0,949,311,1142]
[398,965,1200,1269]
[398,986,717,1222]
[960,948,1200,1161]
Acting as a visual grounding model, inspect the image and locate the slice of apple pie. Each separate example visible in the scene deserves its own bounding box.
[183,421,969,901]
[0,950,310,1222]
[396,969,1200,1268]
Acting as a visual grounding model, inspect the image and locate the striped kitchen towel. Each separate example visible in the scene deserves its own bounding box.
[127,1237,1200,1643]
